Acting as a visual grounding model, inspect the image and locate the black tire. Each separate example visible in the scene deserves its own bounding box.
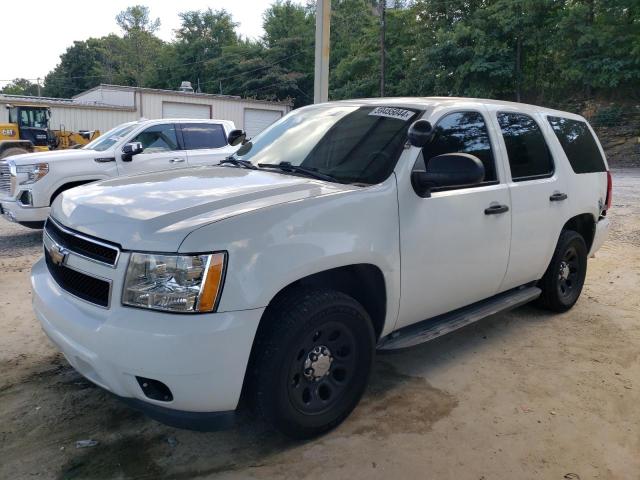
[18,221,45,230]
[0,147,29,159]
[537,230,588,312]
[249,288,375,439]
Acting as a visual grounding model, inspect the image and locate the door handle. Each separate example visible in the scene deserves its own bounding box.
[169,158,185,163]
[549,192,568,202]
[484,204,509,215]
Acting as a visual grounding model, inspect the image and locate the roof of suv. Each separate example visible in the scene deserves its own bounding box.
[324,97,585,121]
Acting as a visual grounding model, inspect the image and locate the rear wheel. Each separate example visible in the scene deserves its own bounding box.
[537,230,588,312]
[250,288,375,439]
[0,147,29,159]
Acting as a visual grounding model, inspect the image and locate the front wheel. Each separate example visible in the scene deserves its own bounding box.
[250,288,375,439]
[537,230,588,312]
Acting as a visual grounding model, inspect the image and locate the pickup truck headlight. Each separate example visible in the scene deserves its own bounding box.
[122,252,226,313]
[9,161,49,185]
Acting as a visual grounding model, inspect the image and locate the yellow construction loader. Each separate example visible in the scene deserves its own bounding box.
[0,104,100,159]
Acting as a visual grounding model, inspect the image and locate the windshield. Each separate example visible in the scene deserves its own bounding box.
[231,105,420,184]
[17,107,49,128]
[83,123,137,152]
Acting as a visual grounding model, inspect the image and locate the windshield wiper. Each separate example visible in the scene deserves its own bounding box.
[257,162,338,183]
[219,157,258,170]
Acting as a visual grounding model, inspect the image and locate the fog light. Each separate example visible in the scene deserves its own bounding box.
[136,376,173,402]
[18,190,33,206]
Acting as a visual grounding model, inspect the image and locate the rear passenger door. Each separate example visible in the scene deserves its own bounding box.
[180,123,237,166]
[492,110,570,291]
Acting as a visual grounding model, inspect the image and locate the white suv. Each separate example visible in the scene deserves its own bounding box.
[0,118,244,228]
[31,98,611,438]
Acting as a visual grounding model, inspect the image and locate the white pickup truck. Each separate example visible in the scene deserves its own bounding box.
[31,98,611,439]
[0,118,244,228]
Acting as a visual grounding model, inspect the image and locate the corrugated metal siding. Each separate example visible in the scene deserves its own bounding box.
[1,87,291,135]
[140,92,290,130]
[49,107,138,133]
[74,88,136,107]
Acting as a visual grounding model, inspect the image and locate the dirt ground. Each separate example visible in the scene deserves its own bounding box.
[1,169,638,480]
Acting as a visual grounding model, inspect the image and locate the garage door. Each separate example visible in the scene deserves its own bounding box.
[162,102,210,119]
[244,109,282,138]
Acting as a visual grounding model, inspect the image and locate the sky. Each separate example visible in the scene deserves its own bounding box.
[1,0,303,89]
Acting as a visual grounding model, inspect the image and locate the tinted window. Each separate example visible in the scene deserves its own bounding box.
[231,105,419,185]
[498,112,553,180]
[132,124,179,152]
[547,116,606,173]
[84,124,137,152]
[182,123,227,149]
[423,111,497,182]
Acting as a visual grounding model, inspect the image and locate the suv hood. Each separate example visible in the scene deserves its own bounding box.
[52,166,357,251]
[6,148,99,165]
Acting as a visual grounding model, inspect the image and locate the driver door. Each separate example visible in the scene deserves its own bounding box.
[395,109,512,329]
[117,123,187,176]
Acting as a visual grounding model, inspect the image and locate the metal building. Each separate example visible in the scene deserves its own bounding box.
[0,83,292,137]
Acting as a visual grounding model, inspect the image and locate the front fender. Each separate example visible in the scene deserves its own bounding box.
[179,176,401,336]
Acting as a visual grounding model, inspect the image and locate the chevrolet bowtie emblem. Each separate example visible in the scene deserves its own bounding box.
[48,241,68,266]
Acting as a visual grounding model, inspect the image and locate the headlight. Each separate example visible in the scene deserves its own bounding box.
[10,162,49,185]
[122,252,226,313]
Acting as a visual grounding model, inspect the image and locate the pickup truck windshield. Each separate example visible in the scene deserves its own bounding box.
[231,105,420,185]
[83,124,137,152]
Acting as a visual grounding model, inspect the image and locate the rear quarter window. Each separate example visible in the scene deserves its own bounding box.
[547,116,606,173]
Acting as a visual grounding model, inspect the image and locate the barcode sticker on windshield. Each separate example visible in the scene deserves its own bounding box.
[368,107,415,121]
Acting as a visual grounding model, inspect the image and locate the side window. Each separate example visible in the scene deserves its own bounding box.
[132,124,179,153]
[497,112,554,181]
[181,123,227,150]
[423,111,497,183]
[547,116,606,174]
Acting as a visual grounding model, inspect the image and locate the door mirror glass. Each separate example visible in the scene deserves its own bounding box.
[122,142,144,161]
[411,153,485,197]
[407,119,434,147]
[227,129,247,146]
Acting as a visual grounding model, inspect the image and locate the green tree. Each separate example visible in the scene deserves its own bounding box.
[116,5,164,86]
[1,78,40,96]
[167,9,240,91]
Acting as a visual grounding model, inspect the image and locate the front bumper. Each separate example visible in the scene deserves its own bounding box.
[589,216,610,256]
[0,199,49,224]
[31,256,264,423]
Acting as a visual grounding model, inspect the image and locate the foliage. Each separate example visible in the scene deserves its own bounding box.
[40,1,640,109]
[1,78,40,96]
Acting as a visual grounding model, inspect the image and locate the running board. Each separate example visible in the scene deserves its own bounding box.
[377,286,541,351]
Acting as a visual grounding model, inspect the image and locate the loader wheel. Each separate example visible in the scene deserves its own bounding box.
[537,230,587,312]
[0,147,29,159]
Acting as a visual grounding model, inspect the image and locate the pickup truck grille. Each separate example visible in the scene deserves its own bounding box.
[44,218,120,267]
[44,248,111,307]
[0,161,11,196]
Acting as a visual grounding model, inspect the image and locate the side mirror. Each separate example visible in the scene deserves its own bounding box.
[407,119,434,147]
[411,153,485,197]
[227,129,247,146]
[122,142,143,162]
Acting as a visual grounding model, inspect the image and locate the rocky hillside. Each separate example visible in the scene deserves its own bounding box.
[585,103,640,168]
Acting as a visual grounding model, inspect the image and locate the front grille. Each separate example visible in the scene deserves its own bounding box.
[0,161,11,196]
[45,219,120,266]
[45,248,111,307]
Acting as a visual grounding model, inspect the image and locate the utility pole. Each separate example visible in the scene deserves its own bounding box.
[36,77,41,97]
[380,0,386,97]
[314,0,331,103]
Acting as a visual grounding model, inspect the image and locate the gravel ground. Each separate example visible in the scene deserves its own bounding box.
[0,169,638,480]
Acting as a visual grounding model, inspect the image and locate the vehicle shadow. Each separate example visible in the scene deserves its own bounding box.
[3,305,547,479]
[0,224,42,258]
